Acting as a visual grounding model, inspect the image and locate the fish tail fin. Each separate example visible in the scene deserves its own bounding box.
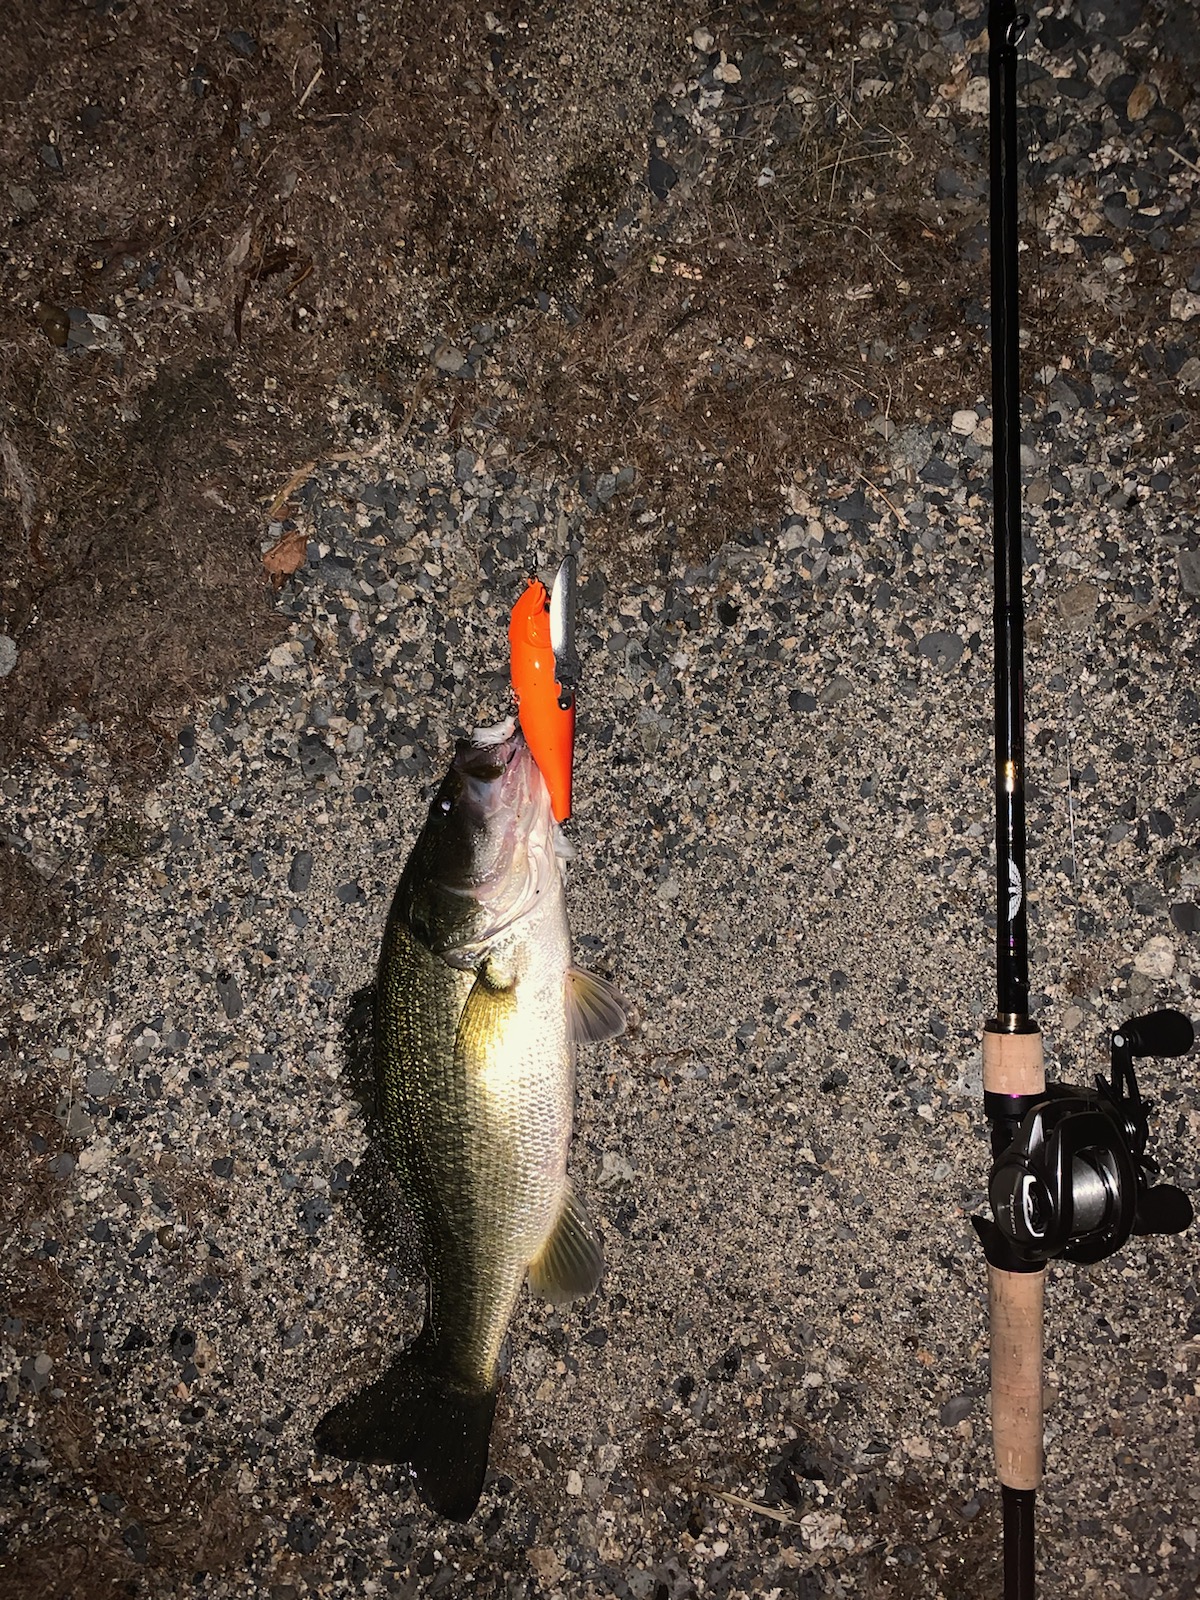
[314,1339,498,1522]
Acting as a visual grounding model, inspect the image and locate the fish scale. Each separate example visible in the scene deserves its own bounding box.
[376,889,576,1389]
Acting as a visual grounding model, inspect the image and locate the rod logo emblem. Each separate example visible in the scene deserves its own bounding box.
[1008,860,1023,922]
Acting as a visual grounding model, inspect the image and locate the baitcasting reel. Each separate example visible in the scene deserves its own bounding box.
[976,1009,1195,1268]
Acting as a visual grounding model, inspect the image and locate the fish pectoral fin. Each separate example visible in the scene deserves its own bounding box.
[566,967,627,1044]
[527,1185,603,1304]
[457,966,518,1048]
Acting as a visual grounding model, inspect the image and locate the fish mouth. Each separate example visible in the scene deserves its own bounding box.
[451,718,529,822]
[426,720,556,964]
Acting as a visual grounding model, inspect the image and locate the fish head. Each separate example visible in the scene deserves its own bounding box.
[402,719,557,963]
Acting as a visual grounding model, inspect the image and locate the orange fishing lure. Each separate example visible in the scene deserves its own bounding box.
[509,574,575,821]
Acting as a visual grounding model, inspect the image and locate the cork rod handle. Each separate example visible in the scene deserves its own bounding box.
[988,1264,1044,1490]
[983,1025,1046,1492]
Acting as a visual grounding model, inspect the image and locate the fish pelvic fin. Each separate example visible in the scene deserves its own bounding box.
[566,967,627,1044]
[528,1184,603,1304]
[314,1340,498,1522]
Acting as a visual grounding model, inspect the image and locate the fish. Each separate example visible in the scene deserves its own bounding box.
[315,718,626,1520]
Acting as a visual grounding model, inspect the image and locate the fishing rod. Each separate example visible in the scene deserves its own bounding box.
[973,6,1196,1596]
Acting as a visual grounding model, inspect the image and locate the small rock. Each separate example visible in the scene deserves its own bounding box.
[298,734,337,780]
[919,631,965,669]
[1178,549,1200,597]
[648,153,678,200]
[950,408,979,436]
[599,1151,635,1186]
[1126,82,1157,121]
[800,1510,845,1550]
[0,635,17,677]
[939,1394,974,1426]
[1059,580,1098,630]
[288,851,314,893]
[433,344,467,375]
[215,973,244,1019]
[1133,935,1175,980]
[77,1138,113,1175]
[959,77,989,115]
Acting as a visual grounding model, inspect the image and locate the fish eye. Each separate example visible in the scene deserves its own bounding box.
[438,796,454,815]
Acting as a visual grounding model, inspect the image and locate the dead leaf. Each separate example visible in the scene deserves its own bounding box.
[261,526,307,589]
[227,228,253,269]
[1127,82,1156,121]
[34,301,70,347]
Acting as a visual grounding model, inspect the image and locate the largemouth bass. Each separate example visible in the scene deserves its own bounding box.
[316,720,625,1519]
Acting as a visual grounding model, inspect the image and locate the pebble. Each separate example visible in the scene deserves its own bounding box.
[1134,935,1176,980]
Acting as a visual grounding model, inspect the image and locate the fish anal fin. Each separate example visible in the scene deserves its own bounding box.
[528,1185,603,1304]
[566,967,627,1044]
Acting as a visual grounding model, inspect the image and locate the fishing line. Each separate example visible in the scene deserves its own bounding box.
[1062,718,1090,1077]
[1018,23,1101,1079]
[1015,16,1092,1070]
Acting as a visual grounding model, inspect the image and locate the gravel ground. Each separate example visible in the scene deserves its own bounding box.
[4,4,1200,1598]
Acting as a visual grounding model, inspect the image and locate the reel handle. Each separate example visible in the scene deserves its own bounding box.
[1116,1009,1194,1060]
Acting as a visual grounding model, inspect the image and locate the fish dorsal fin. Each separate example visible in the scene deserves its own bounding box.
[566,968,627,1044]
[527,1185,603,1304]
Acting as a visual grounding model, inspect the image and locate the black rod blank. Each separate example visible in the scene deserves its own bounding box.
[989,0,1031,1026]
[1003,1486,1037,1597]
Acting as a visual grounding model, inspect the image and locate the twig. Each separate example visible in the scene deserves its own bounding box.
[267,460,317,521]
[697,1481,804,1525]
[267,445,385,520]
[695,1483,884,1573]
[297,66,323,111]
[858,474,910,529]
[0,431,37,534]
